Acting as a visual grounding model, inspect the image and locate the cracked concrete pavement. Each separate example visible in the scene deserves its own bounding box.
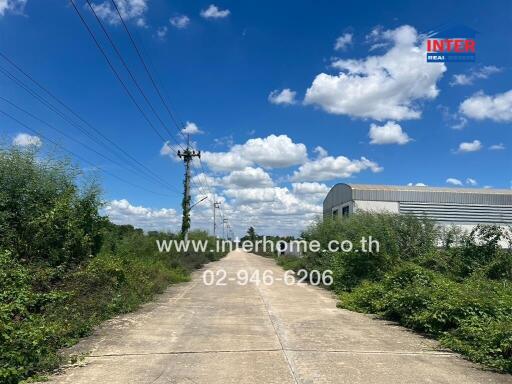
[44,250,512,384]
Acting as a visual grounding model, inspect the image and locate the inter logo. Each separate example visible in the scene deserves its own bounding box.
[426,25,477,63]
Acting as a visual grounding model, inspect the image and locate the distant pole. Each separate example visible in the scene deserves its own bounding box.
[213,200,221,237]
[222,218,228,240]
[178,134,200,238]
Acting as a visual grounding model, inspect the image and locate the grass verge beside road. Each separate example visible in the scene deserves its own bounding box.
[275,213,512,373]
[0,147,224,383]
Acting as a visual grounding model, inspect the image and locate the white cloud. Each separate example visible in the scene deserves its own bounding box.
[466,178,478,186]
[304,25,446,121]
[12,133,42,147]
[457,140,482,153]
[201,151,252,172]
[202,134,307,172]
[407,182,427,186]
[90,0,148,26]
[369,121,411,145]
[489,143,505,151]
[459,90,512,122]
[292,182,330,195]
[313,146,328,159]
[438,105,467,130]
[160,141,173,156]
[0,0,26,16]
[104,199,179,231]
[291,152,382,182]
[200,4,230,19]
[156,26,168,39]
[181,121,203,135]
[291,182,330,203]
[334,33,353,51]
[450,66,501,86]
[222,167,273,189]
[170,14,190,29]
[156,133,386,235]
[268,89,297,105]
[446,178,463,186]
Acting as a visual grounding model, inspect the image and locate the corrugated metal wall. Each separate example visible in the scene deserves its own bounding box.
[400,202,512,224]
[353,189,512,205]
[323,183,512,224]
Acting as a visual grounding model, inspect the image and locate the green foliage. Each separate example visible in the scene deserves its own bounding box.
[0,148,225,383]
[294,212,512,373]
[302,213,437,290]
[0,148,104,267]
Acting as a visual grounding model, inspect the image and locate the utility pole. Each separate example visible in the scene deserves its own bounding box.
[222,218,228,240]
[177,135,200,238]
[213,200,221,237]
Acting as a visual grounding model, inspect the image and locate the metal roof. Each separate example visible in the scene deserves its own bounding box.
[324,183,512,212]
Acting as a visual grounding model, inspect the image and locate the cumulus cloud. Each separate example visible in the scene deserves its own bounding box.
[291,152,382,182]
[446,178,463,186]
[90,0,148,26]
[304,25,446,121]
[160,141,173,156]
[459,90,512,122]
[456,140,482,153]
[369,121,411,145]
[222,167,273,189]
[200,151,252,172]
[12,133,42,147]
[200,4,230,19]
[268,89,297,105]
[181,121,203,135]
[154,133,386,235]
[450,65,501,86]
[291,182,330,203]
[202,134,308,172]
[313,146,328,159]
[104,199,179,231]
[0,0,26,16]
[334,33,353,51]
[170,14,190,29]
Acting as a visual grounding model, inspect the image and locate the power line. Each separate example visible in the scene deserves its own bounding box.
[0,61,180,194]
[0,95,181,195]
[86,0,184,149]
[110,0,186,141]
[0,108,176,197]
[110,0,237,235]
[70,0,168,143]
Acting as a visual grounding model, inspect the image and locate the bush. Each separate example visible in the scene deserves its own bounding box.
[301,213,437,290]
[0,148,226,383]
[295,212,512,373]
[339,265,512,373]
[0,148,104,267]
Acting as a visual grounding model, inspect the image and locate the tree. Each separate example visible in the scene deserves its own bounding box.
[0,146,104,267]
[246,226,257,242]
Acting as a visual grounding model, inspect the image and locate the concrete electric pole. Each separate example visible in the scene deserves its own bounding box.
[177,136,201,238]
[222,218,228,240]
[213,200,221,237]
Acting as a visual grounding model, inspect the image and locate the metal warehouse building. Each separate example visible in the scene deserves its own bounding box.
[323,183,512,228]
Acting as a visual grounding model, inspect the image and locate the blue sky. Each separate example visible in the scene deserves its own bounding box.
[1,0,511,235]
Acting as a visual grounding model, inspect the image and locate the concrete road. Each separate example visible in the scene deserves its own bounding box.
[46,250,512,384]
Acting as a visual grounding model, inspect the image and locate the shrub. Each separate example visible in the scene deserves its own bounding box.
[0,148,226,383]
[301,213,438,290]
